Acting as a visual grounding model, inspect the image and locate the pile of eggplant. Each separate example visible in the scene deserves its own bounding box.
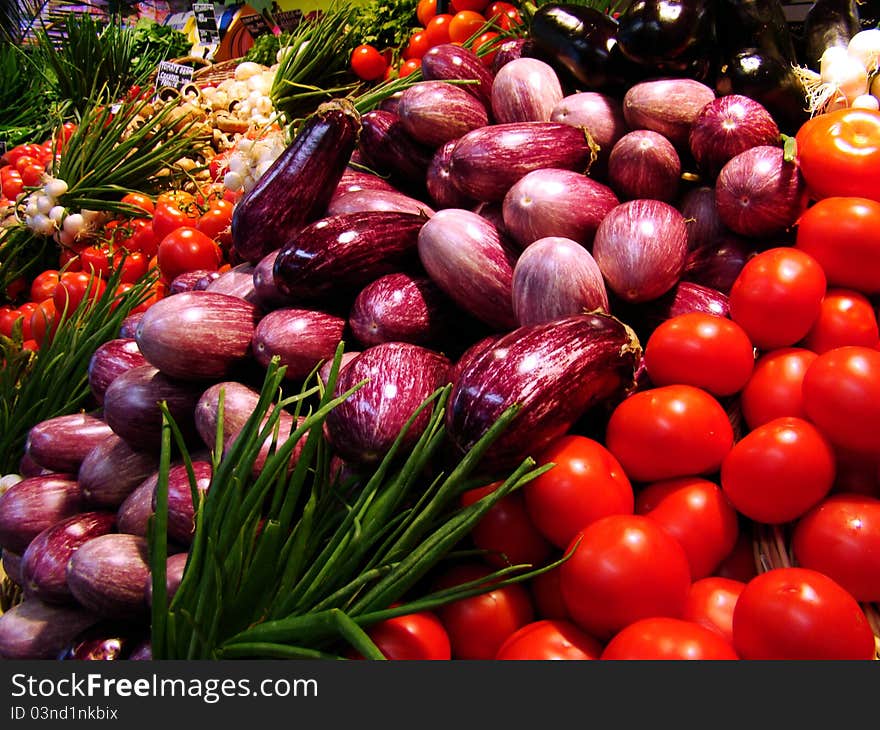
[0,18,826,657]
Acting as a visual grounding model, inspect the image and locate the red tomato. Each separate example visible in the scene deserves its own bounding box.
[424,14,454,47]
[58,247,81,272]
[559,515,692,640]
[20,163,45,188]
[350,44,388,81]
[636,477,740,580]
[683,577,745,646]
[802,289,879,353]
[605,385,735,483]
[2,174,23,199]
[523,435,633,550]
[739,347,819,430]
[529,565,569,620]
[4,276,26,302]
[114,250,149,284]
[152,200,199,240]
[30,269,60,302]
[460,483,552,568]
[644,312,755,396]
[157,226,222,284]
[366,610,451,660]
[79,246,113,278]
[448,10,486,44]
[732,567,875,659]
[792,493,880,602]
[0,306,18,337]
[121,191,155,216]
[196,200,234,244]
[721,416,836,524]
[404,30,431,60]
[434,563,534,660]
[119,217,161,258]
[11,303,38,341]
[728,247,827,350]
[53,271,107,315]
[795,108,880,202]
[802,346,880,455]
[496,619,603,660]
[601,617,738,660]
[14,155,40,174]
[399,59,422,78]
[29,298,57,344]
[21,339,39,352]
[486,2,522,29]
[473,31,500,65]
[452,0,490,11]
[795,197,880,294]
[416,0,437,27]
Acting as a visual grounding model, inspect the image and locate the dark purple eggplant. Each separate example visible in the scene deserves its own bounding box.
[116,475,156,538]
[78,432,158,508]
[205,263,258,302]
[2,549,22,585]
[417,208,519,331]
[683,234,757,293]
[252,249,297,309]
[252,308,346,380]
[803,0,861,70]
[398,80,489,147]
[714,0,798,63]
[622,78,716,148]
[325,343,452,465]
[0,475,81,554]
[129,639,152,660]
[18,453,48,478]
[358,111,435,192]
[145,552,188,606]
[447,313,641,471]
[150,462,211,546]
[102,364,202,451]
[88,338,148,405]
[66,534,151,619]
[231,99,361,262]
[135,291,261,381]
[619,281,731,339]
[273,211,425,302]
[327,189,435,218]
[426,140,476,210]
[348,273,455,349]
[492,38,529,73]
[331,168,397,200]
[21,512,116,604]
[0,599,99,659]
[449,122,595,202]
[420,44,495,110]
[679,185,726,251]
[58,620,150,660]
[24,413,114,474]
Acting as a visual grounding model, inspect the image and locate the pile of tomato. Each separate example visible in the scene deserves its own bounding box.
[350,0,523,82]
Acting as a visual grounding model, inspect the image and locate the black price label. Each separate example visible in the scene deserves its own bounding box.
[153,61,196,98]
[193,2,221,45]
[274,10,304,32]
[239,12,272,39]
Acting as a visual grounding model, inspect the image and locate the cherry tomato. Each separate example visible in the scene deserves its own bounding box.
[21,339,39,353]
[157,226,222,284]
[152,200,198,240]
[121,192,155,216]
[350,44,388,81]
[452,0,490,11]
[601,617,738,660]
[19,163,44,188]
[434,563,534,659]
[4,276,26,303]
[559,515,692,640]
[53,271,107,315]
[399,58,422,78]
[416,0,437,27]
[636,477,740,580]
[523,435,633,550]
[802,346,880,455]
[29,298,57,344]
[2,174,23,199]
[114,250,149,284]
[792,493,880,602]
[644,312,755,396]
[403,30,431,60]
[605,385,735,483]
[448,10,486,44]
[79,246,113,278]
[529,565,569,620]
[473,31,500,65]
[740,347,819,430]
[486,2,522,29]
[425,14,454,47]
[795,108,880,202]
[6,303,37,341]
[732,567,875,659]
[802,289,879,353]
[683,577,745,646]
[460,482,552,568]
[119,217,161,258]
[365,610,451,660]
[14,155,40,175]
[496,619,603,660]
[715,532,758,583]
[721,416,836,524]
[728,247,827,351]
[0,306,18,337]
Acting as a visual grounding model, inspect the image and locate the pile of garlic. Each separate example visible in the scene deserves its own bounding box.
[798,29,880,114]
[199,60,279,131]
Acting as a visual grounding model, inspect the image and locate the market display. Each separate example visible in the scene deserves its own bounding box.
[0,0,879,662]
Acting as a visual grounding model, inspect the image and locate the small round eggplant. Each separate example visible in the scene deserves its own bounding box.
[78,432,158,509]
[24,413,115,475]
[491,58,564,124]
[426,140,477,210]
[358,110,434,191]
[88,338,148,406]
[0,474,82,554]
[252,308,345,381]
[398,80,489,147]
[622,78,716,148]
[607,130,682,202]
[116,475,156,538]
[149,462,211,546]
[420,44,495,109]
[0,599,100,660]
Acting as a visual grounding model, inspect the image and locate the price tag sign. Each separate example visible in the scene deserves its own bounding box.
[274,10,304,32]
[239,12,272,39]
[153,60,196,99]
[193,2,221,46]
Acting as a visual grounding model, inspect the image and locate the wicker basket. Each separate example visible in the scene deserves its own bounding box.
[753,523,880,659]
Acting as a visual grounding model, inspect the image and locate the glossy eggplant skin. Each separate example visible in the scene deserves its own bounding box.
[803,0,861,69]
[713,0,798,63]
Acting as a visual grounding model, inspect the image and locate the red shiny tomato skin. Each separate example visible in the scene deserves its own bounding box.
[366,611,451,660]
[559,515,692,640]
[605,385,735,483]
[740,347,819,430]
[529,565,569,620]
[720,416,836,524]
[802,346,880,456]
[523,435,634,550]
[601,617,739,660]
[157,226,222,284]
[715,532,759,583]
[683,577,746,645]
[29,270,60,303]
[732,568,876,660]
[792,493,880,602]
[802,289,879,354]
[496,619,603,660]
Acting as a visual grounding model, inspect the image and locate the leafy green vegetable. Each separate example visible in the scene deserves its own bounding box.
[244,31,292,66]
[130,18,193,62]
[350,0,420,52]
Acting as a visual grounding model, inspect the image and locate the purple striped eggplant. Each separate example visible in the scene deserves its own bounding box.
[618,281,730,339]
[325,343,452,465]
[145,552,188,606]
[116,476,155,538]
[0,475,82,554]
[252,249,297,309]
[150,462,211,546]
[331,168,397,200]
[24,413,114,474]
[447,313,641,471]
[88,338,148,405]
[102,365,202,451]
[66,534,150,619]
[21,512,116,604]
[348,273,455,349]
[2,550,22,585]
[417,208,518,331]
[398,81,489,147]
[78,432,158,508]
[0,599,99,660]
[421,44,495,110]
[449,122,595,202]
[427,140,476,210]
[135,291,261,381]
[550,92,627,173]
[252,308,345,381]
[205,263,258,302]
[622,78,716,148]
[492,38,529,73]
[169,269,217,295]
[491,58,564,124]
[358,111,434,191]
[273,211,425,302]
[119,311,144,339]
[327,189,435,218]
[231,99,361,262]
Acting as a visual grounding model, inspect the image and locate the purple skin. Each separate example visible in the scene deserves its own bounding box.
[684,234,757,294]
[331,168,397,201]
[204,264,258,302]
[79,432,158,509]
[169,269,217,295]
[327,189,435,218]
[145,552,189,606]
[116,475,156,538]
[324,343,452,465]
[398,81,489,148]
[88,338,148,405]
[607,130,682,203]
[0,475,82,554]
[2,549,23,585]
[0,599,100,660]
[421,44,495,110]
[622,78,716,148]
[25,413,115,474]
[252,249,297,309]
[358,111,434,188]
[491,57,563,124]
[152,462,212,546]
[550,92,627,173]
[118,311,145,339]
[252,308,346,381]
[679,186,725,252]
[427,141,476,210]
